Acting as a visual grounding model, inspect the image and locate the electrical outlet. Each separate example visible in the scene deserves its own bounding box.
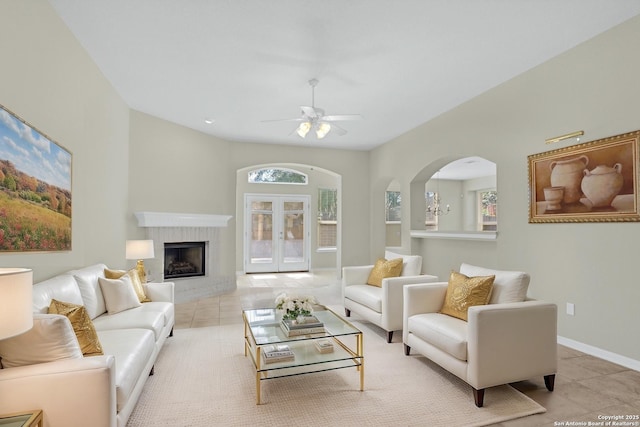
[566,302,575,316]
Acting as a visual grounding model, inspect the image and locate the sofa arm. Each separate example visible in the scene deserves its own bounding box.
[144,281,175,303]
[402,282,448,341]
[342,265,374,287]
[0,355,116,427]
[381,275,439,331]
[467,301,558,389]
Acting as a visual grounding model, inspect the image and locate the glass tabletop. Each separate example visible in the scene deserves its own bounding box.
[243,305,360,346]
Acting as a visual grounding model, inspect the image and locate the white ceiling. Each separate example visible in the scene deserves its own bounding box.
[49,0,640,152]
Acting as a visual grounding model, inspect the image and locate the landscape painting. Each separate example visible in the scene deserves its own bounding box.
[0,104,72,251]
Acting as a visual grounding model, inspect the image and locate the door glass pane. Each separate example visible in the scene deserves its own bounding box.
[250,203,273,264]
[282,203,304,264]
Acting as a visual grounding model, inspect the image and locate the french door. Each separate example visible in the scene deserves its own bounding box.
[244,194,310,273]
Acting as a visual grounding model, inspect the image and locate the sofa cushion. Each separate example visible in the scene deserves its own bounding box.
[0,314,83,368]
[386,250,422,276]
[344,284,382,313]
[92,309,166,341]
[71,264,108,319]
[440,271,494,321]
[97,328,155,412]
[136,302,175,328]
[408,312,469,361]
[367,258,403,287]
[460,263,530,304]
[104,268,151,303]
[32,274,83,314]
[48,299,104,356]
[98,276,142,315]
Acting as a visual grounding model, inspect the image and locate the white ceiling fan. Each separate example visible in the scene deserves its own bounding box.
[264,78,361,139]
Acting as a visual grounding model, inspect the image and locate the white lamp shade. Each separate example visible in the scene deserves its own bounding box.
[0,268,33,340]
[126,240,155,260]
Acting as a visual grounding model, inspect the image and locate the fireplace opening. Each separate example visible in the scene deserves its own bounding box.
[164,241,206,279]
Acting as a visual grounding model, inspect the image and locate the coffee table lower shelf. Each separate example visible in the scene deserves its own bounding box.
[243,307,364,404]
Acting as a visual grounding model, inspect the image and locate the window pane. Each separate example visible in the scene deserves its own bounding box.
[385,191,401,221]
[318,188,337,248]
[248,168,307,184]
[481,190,497,231]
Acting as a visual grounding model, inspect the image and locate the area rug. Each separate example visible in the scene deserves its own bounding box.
[127,321,545,427]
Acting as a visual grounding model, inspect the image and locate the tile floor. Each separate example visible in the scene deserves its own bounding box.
[173,271,640,427]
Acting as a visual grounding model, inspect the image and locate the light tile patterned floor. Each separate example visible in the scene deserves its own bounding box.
[174,271,640,426]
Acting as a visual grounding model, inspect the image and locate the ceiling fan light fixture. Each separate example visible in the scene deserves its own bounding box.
[316,122,331,139]
[296,121,311,138]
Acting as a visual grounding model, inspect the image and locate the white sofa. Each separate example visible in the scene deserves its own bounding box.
[342,251,438,343]
[0,263,175,427]
[403,263,557,407]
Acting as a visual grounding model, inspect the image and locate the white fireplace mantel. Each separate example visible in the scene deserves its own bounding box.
[134,211,232,228]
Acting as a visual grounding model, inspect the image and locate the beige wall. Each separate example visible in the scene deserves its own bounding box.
[0,0,130,281]
[371,15,640,362]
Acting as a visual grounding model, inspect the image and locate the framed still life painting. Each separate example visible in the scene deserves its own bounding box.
[528,130,639,223]
[0,104,72,251]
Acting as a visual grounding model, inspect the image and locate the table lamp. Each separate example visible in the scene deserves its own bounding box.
[126,239,155,283]
[0,268,33,340]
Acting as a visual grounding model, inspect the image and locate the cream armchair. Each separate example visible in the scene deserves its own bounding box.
[402,263,557,407]
[342,251,438,343]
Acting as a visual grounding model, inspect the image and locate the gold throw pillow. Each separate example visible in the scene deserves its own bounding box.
[366,258,404,287]
[104,268,151,303]
[440,271,495,321]
[48,299,104,356]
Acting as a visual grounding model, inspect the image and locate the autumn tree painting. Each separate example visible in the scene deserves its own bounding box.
[0,105,72,251]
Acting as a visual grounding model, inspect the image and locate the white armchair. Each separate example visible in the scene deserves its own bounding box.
[342,251,438,343]
[403,263,557,407]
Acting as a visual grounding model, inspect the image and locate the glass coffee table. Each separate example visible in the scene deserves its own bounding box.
[243,305,364,404]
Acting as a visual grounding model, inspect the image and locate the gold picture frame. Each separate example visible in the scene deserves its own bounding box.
[528,130,639,223]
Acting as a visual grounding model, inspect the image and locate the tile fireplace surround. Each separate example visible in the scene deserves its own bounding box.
[134,212,235,303]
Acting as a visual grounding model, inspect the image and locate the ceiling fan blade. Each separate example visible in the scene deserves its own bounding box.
[322,114,362,122]
[261,117,306,123]
[300,105,320,118]
[329,122,348,136]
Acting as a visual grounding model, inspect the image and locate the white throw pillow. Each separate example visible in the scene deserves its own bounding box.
[74,274,107,319]
[98,275,142,315]
[459,263,530,304]
[385,251,422,276]
[0,314,83,368]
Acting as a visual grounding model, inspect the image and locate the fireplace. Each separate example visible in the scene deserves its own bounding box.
[164,241,206,279]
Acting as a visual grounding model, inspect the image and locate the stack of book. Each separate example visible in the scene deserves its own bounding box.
[280,316,325,337]
[314,338,334,354]
[261,344,295,364]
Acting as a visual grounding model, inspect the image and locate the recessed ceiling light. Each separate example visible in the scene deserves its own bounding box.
[204,118,214,124]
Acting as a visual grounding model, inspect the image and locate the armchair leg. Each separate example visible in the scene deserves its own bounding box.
[344,308,351,317]
[386,331,393,343]
[404,344,411,356]
[473,388,485,407]
[544,374,555,391]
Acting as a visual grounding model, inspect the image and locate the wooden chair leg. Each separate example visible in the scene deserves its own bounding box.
[473,388,485,407]
[344,308,351,317]
[404,344,411,356]
[544,374,555,391]
[386,331,393,343]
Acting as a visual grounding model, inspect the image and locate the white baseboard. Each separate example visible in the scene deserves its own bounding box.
[558,335,640,372]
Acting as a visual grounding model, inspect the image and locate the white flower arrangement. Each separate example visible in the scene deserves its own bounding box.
[275,293,316,320]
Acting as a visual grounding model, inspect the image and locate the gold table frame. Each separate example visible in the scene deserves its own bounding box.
[243,305,364,404]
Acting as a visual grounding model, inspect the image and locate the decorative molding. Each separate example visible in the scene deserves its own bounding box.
[134,211,232,228]
[410,230,497,241]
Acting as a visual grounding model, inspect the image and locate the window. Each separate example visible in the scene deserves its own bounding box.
[478,190,497,231]
[385,191,401,222]
[425,191,438,230]
[248,168,307,184]
[318,188,337,249]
